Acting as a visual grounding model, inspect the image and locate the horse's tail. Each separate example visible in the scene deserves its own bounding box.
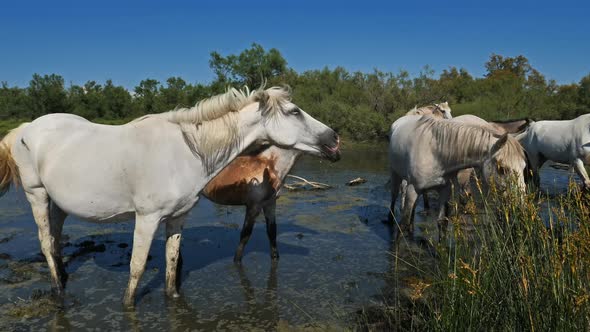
[0,122,29,196]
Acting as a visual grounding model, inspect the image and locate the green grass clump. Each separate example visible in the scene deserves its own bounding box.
[357,180,590,331]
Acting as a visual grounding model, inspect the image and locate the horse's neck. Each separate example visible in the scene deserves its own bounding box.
[261,146,302,182]
[438,136,496,172]
[200,108,267,185]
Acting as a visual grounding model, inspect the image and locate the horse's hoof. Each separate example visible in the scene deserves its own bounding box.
[122,295,135,309]
[166,290,181,298]
[271,254,280,261]
[233,256,243,265]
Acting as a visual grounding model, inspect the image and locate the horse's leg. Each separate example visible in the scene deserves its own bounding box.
[436,184,452,242]
[234,204,261,263]
[26,188,67,298]
[422,192,430,211]
[262,199,279,261]
[165,216,185,298]
[526,153,542,189]
[398,183,418,239]
[124,213,161,307]
[388,174,402,224]
[49,201,68,289]
[457,168,473,202]
[573,158,590,188]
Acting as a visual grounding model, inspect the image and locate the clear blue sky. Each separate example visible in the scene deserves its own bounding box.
[1,0,588,89]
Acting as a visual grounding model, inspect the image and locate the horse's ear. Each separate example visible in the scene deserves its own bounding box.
[517,119,532,133]
[254,90,270,115]
[490,133,509,155]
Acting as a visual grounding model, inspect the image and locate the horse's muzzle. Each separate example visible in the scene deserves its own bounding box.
[321,132,341,162]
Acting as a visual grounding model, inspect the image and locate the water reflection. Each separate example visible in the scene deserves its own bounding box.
[163,262,279,331]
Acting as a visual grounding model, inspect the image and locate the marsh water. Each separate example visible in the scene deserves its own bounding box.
[0,144,576,331]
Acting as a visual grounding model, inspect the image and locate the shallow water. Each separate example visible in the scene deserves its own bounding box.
[0,144,576,330]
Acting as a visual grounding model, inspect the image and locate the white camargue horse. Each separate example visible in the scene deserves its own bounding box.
[411,115,531,210]
[403,102,453,210]
[388,116,527,240]
[517,113,590,188]
[0,86,341,306]
[202,145,307,263]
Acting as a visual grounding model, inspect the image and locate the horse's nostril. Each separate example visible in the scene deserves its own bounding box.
[333,132,339,141]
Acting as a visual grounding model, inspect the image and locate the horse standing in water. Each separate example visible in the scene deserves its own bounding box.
[0,86,340,306]
[408,116,531,210]
[202,145,306,263]
[517,114,590,188]
[388,116,527,240]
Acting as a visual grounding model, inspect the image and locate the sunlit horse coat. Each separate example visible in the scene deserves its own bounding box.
[517,113,590,188]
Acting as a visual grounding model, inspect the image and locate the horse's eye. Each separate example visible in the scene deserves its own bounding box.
[291,108,301,115]
[497,165,509,175]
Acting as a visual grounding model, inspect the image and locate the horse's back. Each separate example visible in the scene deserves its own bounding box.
[13,114,197,220]
[525,114,590,163]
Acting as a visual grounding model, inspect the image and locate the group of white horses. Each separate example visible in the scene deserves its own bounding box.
[388,104,590,241]
[0,86,588,307]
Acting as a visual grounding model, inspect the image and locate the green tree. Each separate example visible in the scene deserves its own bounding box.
[209,43,288,89]
[578,74,590,111]
[28,74,69,118]
[134,79,160,114]
[103,80,133,118]
[158,77,187,111]
[0,82,29,119]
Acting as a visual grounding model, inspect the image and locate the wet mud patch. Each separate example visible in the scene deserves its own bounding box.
[1,289,64,319]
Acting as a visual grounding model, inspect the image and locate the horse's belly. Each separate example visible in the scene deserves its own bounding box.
[76,211,135,224]
[42,167,136,222]
[50,191,135,222]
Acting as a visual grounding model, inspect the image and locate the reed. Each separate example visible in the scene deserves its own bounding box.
[357,179,590,331]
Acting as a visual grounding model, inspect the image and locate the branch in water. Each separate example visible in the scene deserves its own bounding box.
[284,175,332,191]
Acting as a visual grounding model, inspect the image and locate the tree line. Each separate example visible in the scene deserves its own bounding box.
[1,43,589,141]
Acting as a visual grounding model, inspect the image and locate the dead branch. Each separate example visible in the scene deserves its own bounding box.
[284,175,332,191]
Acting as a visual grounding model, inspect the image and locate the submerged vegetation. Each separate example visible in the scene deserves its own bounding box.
[1,43,590,139]
[357,180,590,330]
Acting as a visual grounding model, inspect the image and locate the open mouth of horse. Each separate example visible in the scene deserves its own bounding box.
[321,138,341,162]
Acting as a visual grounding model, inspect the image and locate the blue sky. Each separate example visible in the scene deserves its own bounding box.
[1,0,588,89]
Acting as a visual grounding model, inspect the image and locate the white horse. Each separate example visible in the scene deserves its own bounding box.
[517,113,590,188]
[388,115,527,239]
[409,115,532,210]
[403,102,453,210]
[0,86,341,306]
[406,101,453,119]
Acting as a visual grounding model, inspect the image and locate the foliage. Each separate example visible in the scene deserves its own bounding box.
[1,46,589,140]
[356,181,590,330]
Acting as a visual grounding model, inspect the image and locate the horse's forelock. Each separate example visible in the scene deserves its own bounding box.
[495,136,527,171]
[258,86,293,118]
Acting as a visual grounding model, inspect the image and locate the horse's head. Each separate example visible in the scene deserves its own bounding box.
[433,102,452,119]
[482,134,527,192]
[253,87,341,162]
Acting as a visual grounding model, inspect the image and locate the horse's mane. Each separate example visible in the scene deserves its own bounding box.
[135,86,291,174]
[417,117,525,169]
[406,105,443,117]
